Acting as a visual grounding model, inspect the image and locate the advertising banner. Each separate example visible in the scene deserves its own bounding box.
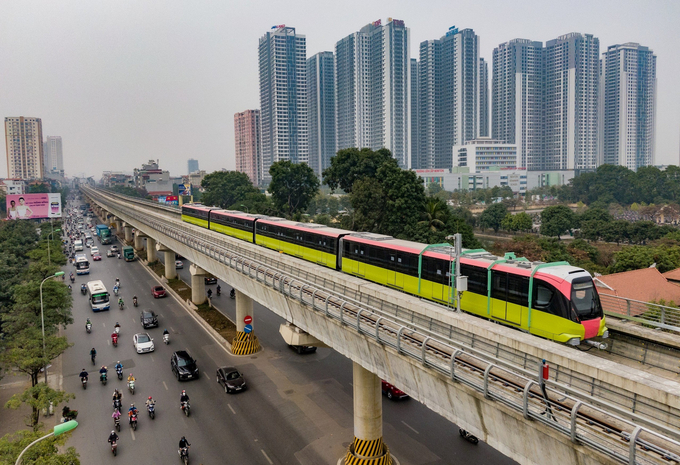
[178,184,192,196]
[165,195,178,206]
[6,193,62,220]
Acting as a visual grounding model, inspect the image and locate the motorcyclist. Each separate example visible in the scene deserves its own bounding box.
[179,390,189,409]
[111,331,119,344]
[90,347,97,362]
[127,404,138,424]
[115,278,120,287]
[81,283,87,293]
[127,373,135,386]
[67,284,72,292]
[207,288,213,299]
[118,297,124,308]
[114,361,123,372]
[112,409,122,423]
[163,328,170,337]
[108,430,119,445]
[113,284,119,295]
[99,365,108,380]
[145,396,156,409]
[216,285,221,295]
[79,368,89,382]
[86,318,91,328]
[112,388,122,403]
[133,295,138,306]
[178,436,191,455]
[114,322,120,333]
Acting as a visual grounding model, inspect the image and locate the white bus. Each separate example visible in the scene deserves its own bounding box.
[75,254,90,275]
[74,240,83,251]
[87,280,110,311]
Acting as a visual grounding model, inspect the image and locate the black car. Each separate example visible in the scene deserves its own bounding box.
[140,310,158,329]
[171,351,199,381]
[204,277,217,285]
[216,366,246,393]
[288,344,317,354]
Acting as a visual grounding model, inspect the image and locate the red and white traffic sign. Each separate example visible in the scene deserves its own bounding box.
[244,315,252,325]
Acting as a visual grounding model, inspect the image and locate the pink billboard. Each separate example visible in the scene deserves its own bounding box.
[6,193,62,220]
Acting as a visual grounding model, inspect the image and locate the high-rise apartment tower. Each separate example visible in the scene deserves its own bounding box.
[234,110,261,185]
[187,158,199,175]
[5,117,44,180]
[43,135,64,176]
[307,52,336,177]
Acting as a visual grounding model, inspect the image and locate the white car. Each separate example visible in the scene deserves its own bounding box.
[133,333,155,354]
[90,246,99,255]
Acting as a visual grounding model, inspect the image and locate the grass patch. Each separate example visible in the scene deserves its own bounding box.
[149,261,164,277]
[196,302,237,341]
[167,278,192,301]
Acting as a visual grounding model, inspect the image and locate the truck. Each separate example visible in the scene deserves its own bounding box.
[96,224,112,245]
[123,246,135,261]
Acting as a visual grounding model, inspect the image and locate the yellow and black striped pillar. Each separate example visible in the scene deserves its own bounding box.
[231,330,261,355]
[345,362,392,465]
[231,289,261,355]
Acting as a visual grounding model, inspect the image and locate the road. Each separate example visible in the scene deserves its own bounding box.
[60,214,516,464]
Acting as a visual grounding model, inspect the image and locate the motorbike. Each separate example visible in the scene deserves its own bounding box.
[70,275,75,283]
[128,380,135,394]
[147,402,155,419]
[230,288,235,299]
[459,428,479,445]
[100,372,108,385]
[112,335,118,347]
[113,287,119,296]
[91,353,96,365]
[81,377,87,390]
[133,298,138,307]
[81,286,87,295]
[113,398,122,413]
[129,413,138,431]
[113,415,121,432]
[62,406,78,422]
[118,301,124,310]
[181,401,190,417]
[116,367,123,380]
[86,323,92,333]
[163,333,170,345]
[216,287,221,296]
[115,279,121,288]
[110,440,118,456]
[179,446,190,465]
[114,326,120,335]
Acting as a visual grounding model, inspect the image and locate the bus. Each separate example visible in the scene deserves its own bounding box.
[87,280,110,311]
[74,240,83,252]
[75,254,90,275]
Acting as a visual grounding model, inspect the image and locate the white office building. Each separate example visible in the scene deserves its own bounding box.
[600,43,656,170]
[452,137,517,172]
[259,26,308,184]
[43,135,64,179]
[335,19,410,168]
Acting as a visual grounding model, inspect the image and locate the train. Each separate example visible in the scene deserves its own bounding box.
[181,204,608,346]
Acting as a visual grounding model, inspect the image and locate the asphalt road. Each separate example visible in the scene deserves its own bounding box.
[59,205,516,464]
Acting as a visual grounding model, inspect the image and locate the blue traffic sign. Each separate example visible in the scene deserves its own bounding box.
[243,324,253,334]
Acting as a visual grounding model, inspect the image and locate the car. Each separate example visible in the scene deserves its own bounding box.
[171,351,199,381]
[381,380,409,400]
[216,366,246,393]
[288,344,317,354]
[110,245,119,253]
[175,260,183,269]
[92,253,102,261]
[151,286,166,298]
[133,333,155,353]
[90,246,99,255]
[176,254,185,260]
[204,277,217,285]
[106,249,115,257]
[140,310,158,329]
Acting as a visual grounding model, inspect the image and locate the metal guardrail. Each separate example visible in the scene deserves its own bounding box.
[82,187,680,464]
[601,294,680,333]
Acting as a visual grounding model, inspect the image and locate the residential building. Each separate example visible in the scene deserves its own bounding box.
[4,117,44,180]
[187,158,199,175]
[544,33,599,170]
[259,25,308,184]
[234,110,261,184]
[410,58,420,168]
[492,39,544,169]
[335,18,410,168]
[479,58,489,137]
[43,135,64,179]
[0,179,26,195]
[418,27,479,170]
[187,170,207,189]
[307,51,336,177]
[452,137,517,172]
[101,171,133,188]
[133,159,172,196]
[600,43,656,170]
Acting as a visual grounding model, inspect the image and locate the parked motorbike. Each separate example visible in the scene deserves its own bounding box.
[86,323,92,333]
[147,402,155,419]
[181,401,190,417]
[128,380,135,394]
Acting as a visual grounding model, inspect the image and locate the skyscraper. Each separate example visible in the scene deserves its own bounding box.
[544,33,599,170]
[417,27,479,170]
[478,58,489,138]
[43,135,64,177]
[187,158,199,174]
[492,39,544,169]
[601,43,656,170]
[335,19,410,168]
[234,110,261,185]
[410,58,420,169]
[259,25,308,184]
[307,51,336,177]
[4,117,44,180]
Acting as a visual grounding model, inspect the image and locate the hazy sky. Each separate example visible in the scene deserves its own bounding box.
[1,0,679,178]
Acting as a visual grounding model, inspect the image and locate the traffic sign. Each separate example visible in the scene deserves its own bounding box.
[243,324,253,334]
[244,315,252,325]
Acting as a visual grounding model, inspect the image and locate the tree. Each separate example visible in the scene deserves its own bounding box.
[0,328,71,387]
[419,198,447,233]
[322,147,394,193]
[268,161,320,217]
[5,383,74,430]
[540,205,576,239]
[28,183,50,194]
[479,203,508,233]
[200,171,261,210]
[0,429,80,464]
[3,280,73,334]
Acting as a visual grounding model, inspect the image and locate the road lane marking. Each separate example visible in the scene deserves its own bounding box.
[150,355,154,362]
[130,429,136,441]
[163,381,168,391]
[131,317,136,324]
[102,323,106,327]
[261,449,273,465]
[170,327,175,333]
[228,404,236,414]
[107,340,110,346]
[401,421,419,434]
[203,373,209,380]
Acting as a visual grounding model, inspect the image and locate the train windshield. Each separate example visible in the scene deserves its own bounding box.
[570,279,603,320]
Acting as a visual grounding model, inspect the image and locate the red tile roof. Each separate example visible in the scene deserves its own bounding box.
[662,268,680,283]
[595,267,680,306]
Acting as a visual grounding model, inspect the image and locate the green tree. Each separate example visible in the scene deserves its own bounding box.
[3,280,73,334]
[419,198,447,233]
[5,384,74,430]
[268,161,320,217]
[200,171,261,210]
[540,205,576,239]
[322,147,394,193]
[0,328,71,387]
[513,212,533,232]
[479,203,508,233]
[0,429,80,464]
[28,183,50,194]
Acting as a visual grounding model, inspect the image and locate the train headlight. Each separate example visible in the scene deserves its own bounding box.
[602,330,609,339]
[567,337,581,346]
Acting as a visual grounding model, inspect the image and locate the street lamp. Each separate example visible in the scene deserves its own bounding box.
[15,420,78,465]
[46,229,62,266]
[40,271,64,384]
[240,204,249,213]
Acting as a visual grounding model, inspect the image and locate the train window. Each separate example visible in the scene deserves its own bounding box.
[360,245,366,256]
[507,275,529,306]
[461,264,488,295]
[377,248,387,264]
[532,280,570,319]
[491,271,508,300]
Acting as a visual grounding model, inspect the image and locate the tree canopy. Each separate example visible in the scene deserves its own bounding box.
[479,203,508,233]
[540,205,576,239]
[322,147,394,193]
[200,171,262,210]
[268,160,320,217]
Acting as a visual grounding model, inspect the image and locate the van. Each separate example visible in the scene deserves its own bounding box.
[74,240,83,251]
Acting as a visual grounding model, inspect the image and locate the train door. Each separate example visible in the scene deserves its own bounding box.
[491,271,508,320]
[504,275,524,326]
[387,253,398,286]
[356,244,366,276]
[393,253,405,289]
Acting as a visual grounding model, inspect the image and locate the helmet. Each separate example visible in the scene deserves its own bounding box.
[182,390,186,394]
[112,430,115,434]
[148,396,152,400]
[181,436,186,440]
[131,403,135,407]
[117,361,120,364]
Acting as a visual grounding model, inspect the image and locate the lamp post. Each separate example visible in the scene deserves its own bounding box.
[46,229,62,266]
[15,420,78,465]
[40,272,64,384]
[240,204,249,213]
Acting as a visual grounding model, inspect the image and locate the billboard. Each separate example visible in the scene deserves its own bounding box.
[178,183,192,196]
[6,193,62,220]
